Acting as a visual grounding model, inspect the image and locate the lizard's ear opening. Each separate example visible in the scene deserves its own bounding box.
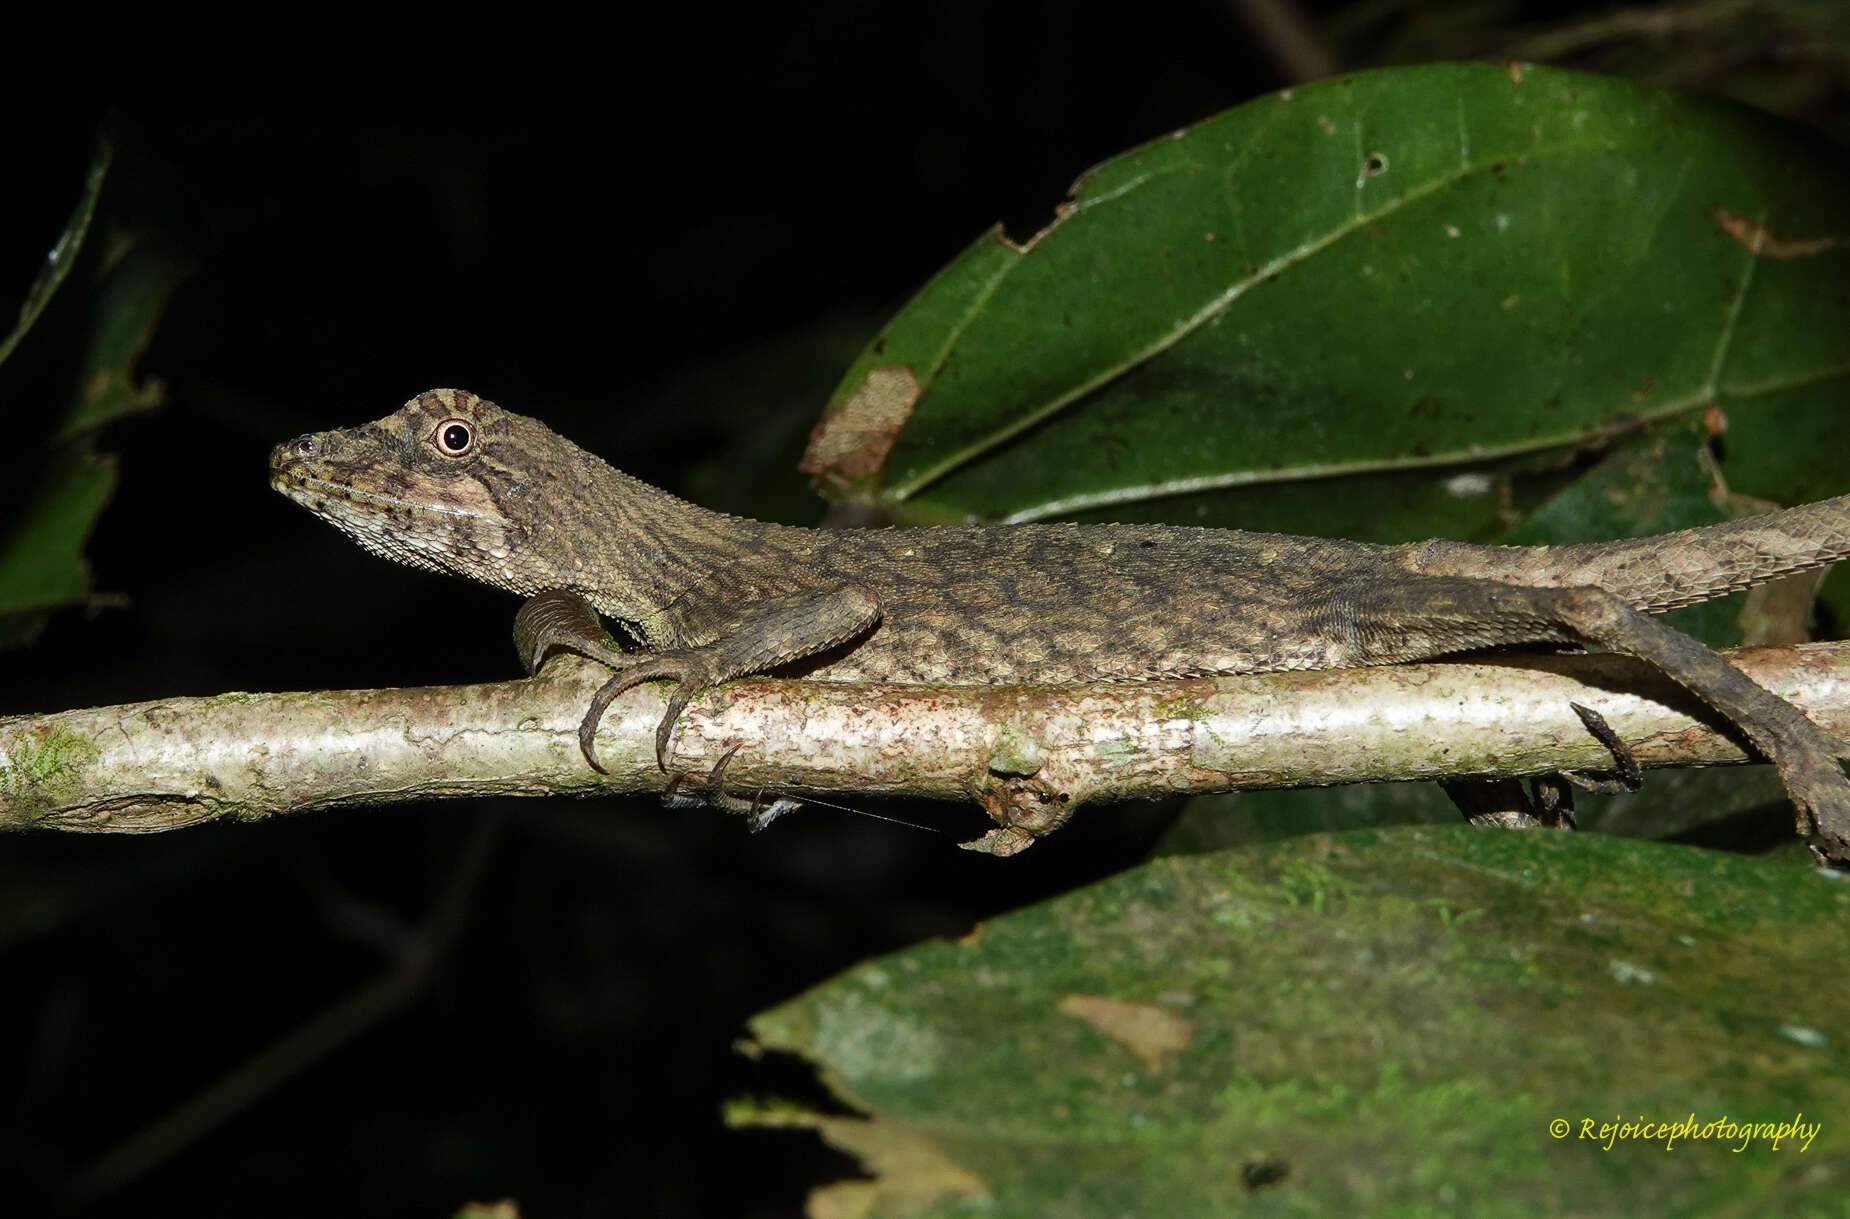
[433,419,476,457]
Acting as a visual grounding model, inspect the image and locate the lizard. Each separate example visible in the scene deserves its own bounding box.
[270,388,1850,863]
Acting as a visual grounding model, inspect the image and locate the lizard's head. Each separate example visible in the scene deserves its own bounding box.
[270,388,582,595]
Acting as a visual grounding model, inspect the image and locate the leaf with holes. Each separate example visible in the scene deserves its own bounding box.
[815,62,1850,538]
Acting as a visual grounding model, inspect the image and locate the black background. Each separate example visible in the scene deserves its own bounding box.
[5,3,1842,1215]
[4,6,1274,1216]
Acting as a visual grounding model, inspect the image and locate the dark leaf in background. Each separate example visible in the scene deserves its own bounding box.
[0,142,187,647]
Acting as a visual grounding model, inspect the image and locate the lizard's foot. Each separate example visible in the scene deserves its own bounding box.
[513,590,696,774]
[1555,702,1645,796]
[663,742,802,832]
[1781,757,1850,869]
[1446,703,1638,830]
[580,650,718,774]
[548,583,881,775]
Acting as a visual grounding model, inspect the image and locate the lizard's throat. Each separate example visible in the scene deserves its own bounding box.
[274,472,531,590]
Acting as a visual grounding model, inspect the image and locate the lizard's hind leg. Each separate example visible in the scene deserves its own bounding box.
[1336,575,1850,864]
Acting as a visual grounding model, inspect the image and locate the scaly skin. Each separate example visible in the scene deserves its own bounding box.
[271,388,1850,862]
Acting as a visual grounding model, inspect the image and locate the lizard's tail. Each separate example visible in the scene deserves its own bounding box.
[1400,494,1850,613]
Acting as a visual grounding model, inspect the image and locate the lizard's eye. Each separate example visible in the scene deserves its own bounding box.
[434,419,475,457]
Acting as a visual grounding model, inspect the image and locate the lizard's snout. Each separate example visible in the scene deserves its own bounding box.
[271,430,345,476]
[269,432,332,488]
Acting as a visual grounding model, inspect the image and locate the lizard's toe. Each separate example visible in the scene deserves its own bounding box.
[661,740,801,831]
[516,590,631,676]
[576,652,716,773]
[1786,761,1850,868]
[579,662,666,772]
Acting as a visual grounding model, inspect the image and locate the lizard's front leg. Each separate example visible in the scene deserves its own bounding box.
[516,585,882,773]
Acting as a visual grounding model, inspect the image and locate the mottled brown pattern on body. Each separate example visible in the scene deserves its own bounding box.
[268,390,1850,685]
[271,390,1850,861]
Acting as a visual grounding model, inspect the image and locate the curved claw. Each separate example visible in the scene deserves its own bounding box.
[662,741,798,832]
[706,741,744,791]
[663,745,741,807]
[654,683,698,770]
[576,654,713,773]
[578,664,659,774]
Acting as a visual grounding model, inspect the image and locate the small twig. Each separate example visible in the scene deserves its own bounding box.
[1508,0,1759,61]
[1225,0,1339,82]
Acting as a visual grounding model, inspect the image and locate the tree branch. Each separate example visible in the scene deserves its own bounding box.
[5,643,1849,854]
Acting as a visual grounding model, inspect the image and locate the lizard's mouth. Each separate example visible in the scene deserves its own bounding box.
[268,433,487,526]
[276,470,479,523]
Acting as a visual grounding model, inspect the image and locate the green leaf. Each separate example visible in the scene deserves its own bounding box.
[58,240,188,438]
[819,63,1850,534]
[748,829,1850,1216]
[0,139,186,645]
[0,448,115,620]
[0,143,109,368]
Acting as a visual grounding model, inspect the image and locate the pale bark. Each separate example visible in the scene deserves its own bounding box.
[5,643,1848,853]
